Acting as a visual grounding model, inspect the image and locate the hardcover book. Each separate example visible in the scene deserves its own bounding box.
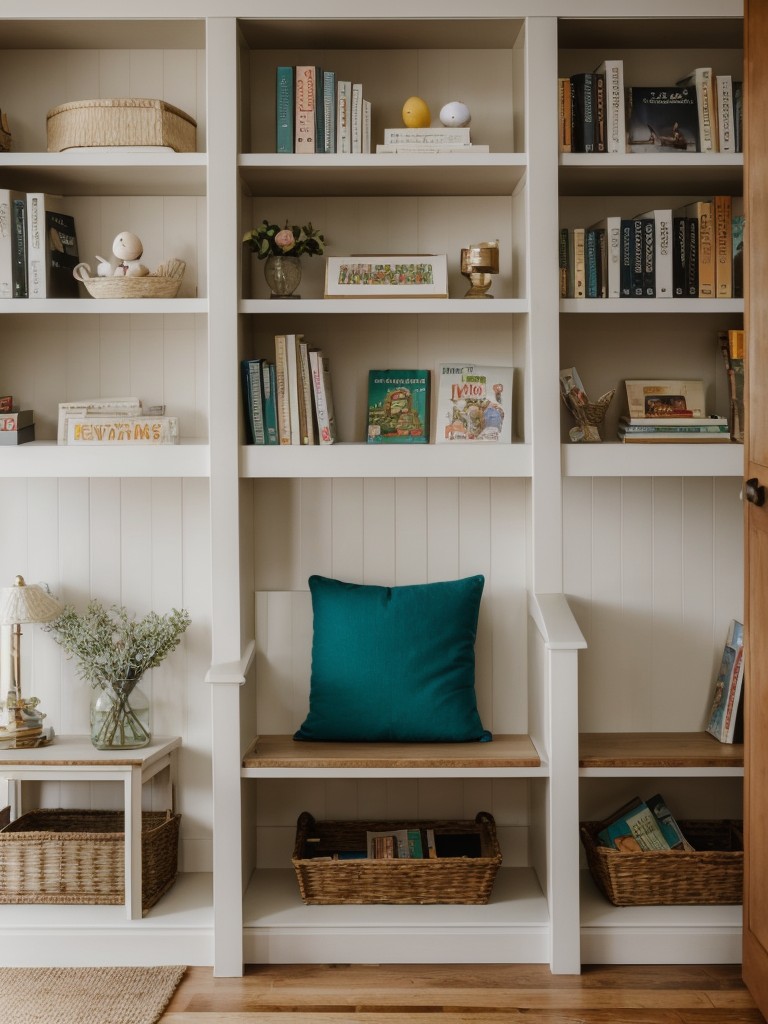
[435,363,514,443]
[308,349,337,444]
[624,379,706,419]
[677,67,716,152]
[625,86,699,152]
[57,397,142,444]
[0,188,24,299]
[0,408,34,431]
[570,72,596,152]
[241,358,266,445]
[275,65,294,153]
[593,58,625,153]
[295,65,316,153]
[47,209,79,298]
[367,369,429,444]
[635,209,672,298]
[706,619,745,743]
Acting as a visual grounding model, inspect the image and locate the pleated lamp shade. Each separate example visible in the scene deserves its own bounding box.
[0,575,62,625]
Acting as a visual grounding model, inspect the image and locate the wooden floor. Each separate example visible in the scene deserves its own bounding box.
[161,964,765,1023]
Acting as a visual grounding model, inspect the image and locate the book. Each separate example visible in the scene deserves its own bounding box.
[435,363,514,443]
[275,65,294,153]
[621,433,730,443]
[46,209,79,298]
[262,362,279,445]
[714,194,733,298]
[558,78,572,152]
[322,70,336,153]
[672,214,687,297]
[732,196,745,300]
[0,395,14,412]
[12,197,27,298]
[733,80,744,152]
[589,217,621,299]
[297,337,315,445]
[351,83,363,154]
[0,408,34,431]
[716,74,735,153]
[375,144,490,154]
[630,217,644,298]
[26,193,50,299]
[362,99,371,154]
[308,349,337,444]
[314,66,324,154]
[624,379,706,419]
[66,415,179,444]
[594,59,625,153]
[620,415,728,429]
[677,67,716,152]
[295,65,316,153]
[646,794,694,852]
[572,226,586,298]
[570,72,596,152]
[635,209,672,298]
[366,369,429,444]
[598,799,671,852]
[273,334,292,444]
[57,397,142,444]
[0,188,24,299]
[639,217,655,297]
[719,328,744,442]
[594,72,606,153]
[685,201,714,298]
[0,424,35,445]
[336,80,351,154]
[685,212,699,297]
[706,619,745,743]
[559,227,570,298]
[620,219,634,298]
[241,358,266,445]
[625,85,699,152]
[383,127,471,145]
[284,334,302,445]
[585,227,600,298]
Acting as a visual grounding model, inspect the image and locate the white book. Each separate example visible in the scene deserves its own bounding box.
[384,127,471,145]
[376,144,489,153]
[336,80,351,154]
[285,334,302,446]
[309,349,337,444]
[66,415,178,445]
[593,59,625,153]
[362,99,371,155]
[589,216,621,298]
[26,193,50,299]
[716,74,735,153]
[273,335,292,444]
[635,208,673,299]
[351,83,363,154]
[677,67,716,152]
[0,188,23,299]
[57,397,142,444]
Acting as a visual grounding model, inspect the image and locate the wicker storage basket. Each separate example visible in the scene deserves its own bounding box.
[292,810,502,905]
[0,808,180,914]
[580,820,743,906]
[74,259,185,299]
[47,98,197,152]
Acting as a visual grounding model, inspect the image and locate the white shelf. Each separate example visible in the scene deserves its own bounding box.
[0,298,207,314]
[239,153,527,198]
[0,440,210,478]
[0,153,207,196]
[241,298,526,315]
[560,298,744,314]
[580,871,742,965]
[240,442,532,479]
[559,153,743,197]
[562,442,744,477]
[243,867,550,965]
[0,872,213,967]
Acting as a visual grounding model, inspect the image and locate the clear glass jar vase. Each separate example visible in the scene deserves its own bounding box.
[90,678,151,750]
[263,254,302,297]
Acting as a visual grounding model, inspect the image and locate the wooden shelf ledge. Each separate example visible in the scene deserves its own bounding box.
[242,734,542,773]
[579,731,744,770]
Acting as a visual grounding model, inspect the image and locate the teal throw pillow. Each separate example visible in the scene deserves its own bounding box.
[294,574,491,743]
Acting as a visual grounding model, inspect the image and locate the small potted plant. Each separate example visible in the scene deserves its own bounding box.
[242,219,325,297]
[46,600,191,750]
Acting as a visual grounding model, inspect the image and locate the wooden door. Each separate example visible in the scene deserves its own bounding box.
[743,2,768,1016]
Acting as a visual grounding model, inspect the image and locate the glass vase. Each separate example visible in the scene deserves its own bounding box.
[90,678,151,750]
[263,254,302,297]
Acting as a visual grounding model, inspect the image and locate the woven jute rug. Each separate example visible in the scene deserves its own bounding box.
[1,965,186,1024]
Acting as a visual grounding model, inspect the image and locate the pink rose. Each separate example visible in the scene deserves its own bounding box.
[275,228,296,251]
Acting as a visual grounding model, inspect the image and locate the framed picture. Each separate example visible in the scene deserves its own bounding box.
[324,255,448,298]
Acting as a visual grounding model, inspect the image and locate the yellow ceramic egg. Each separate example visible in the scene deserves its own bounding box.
[402,96,431,128]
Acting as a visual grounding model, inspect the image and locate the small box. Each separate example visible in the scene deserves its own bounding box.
[0,808,180,914]
[47,98,197,153]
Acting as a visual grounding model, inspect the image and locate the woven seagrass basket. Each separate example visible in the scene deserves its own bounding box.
[74,259,185,299]
[47,98,196,152]
[293,810,502,905]
[0,808,180,914]
[580,819,743,906]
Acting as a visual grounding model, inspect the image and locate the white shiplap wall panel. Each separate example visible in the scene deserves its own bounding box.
[331,478,365,581]
[618,477,654,728]
[362,478,396,583]
[394,478,428,584]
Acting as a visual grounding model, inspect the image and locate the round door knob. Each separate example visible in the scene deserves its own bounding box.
[745,478,766,506]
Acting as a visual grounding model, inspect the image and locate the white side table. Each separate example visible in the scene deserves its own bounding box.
[0,735,181,919]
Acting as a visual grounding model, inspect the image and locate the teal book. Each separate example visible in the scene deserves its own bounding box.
[276,66,294,153]
[262,361,279,445]
[323,70,336,153]
[366,369,430,444]
[315,67,324,154]
[241,358,265,444]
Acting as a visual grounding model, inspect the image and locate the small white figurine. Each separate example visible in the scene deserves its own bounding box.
[111,231,149,277]
[439,101,471,128]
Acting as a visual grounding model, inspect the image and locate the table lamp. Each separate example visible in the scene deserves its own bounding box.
[460,240,500,298]
[0,575,62,748]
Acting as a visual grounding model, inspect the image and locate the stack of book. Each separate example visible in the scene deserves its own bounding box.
[0,189,79,299]
[0,406,35,445]
[597,794,694,852]
[241,334,337,446]
[375,126,488,154]
[620,379,730,443]
[276,65,371,154]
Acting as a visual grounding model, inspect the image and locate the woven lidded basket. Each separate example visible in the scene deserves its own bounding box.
[47,98,197,152]
[0,808,180,914]
[292,810,502,905]
[580,819,743,906]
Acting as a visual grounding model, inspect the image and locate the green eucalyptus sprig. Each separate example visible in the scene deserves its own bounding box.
[242,219,325,259]
[45,600,191,691]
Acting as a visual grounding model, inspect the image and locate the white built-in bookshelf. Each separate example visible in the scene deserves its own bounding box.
[0,0,744,977]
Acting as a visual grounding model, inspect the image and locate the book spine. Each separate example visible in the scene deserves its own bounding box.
[716,75,735,153]
[314,67,324,154]
[558,78,572,153]
[285,334,302,445]
[572,227,586,298]
[12,198,27,298]
[714,194,733,298]
[620,220,633,298]
[596,228,607,298]
[262,362,279,445]
[323,70,336,153]
[242,359,266,445]
[641,217,655,297]
[559,227,569,298]
[26,193,47,299]
[0,190,14,299]
[631,218,644,297]
[696,201,715,297]
[686,215,699,297]
[652,210,673,298]
[362,99,371,155]
[275,66,294,154]
[383,127,471,144]
[585,228,599,298]
[351,83,363,154]
[604,219,621,298]
[594,73,606,153]
[672,216,687,297]
[570,73,595,153]
[599,60,625,153]
[295,65,316,153]
[47,209,79,299]
[337,80,351,154]
[733,81,743,153]
[298,339,315,444]
[273,334,292,444]
[697,68,716,152]
[732,196,745,299]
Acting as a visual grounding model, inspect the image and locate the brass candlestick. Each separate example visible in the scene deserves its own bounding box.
[460,241,500,298]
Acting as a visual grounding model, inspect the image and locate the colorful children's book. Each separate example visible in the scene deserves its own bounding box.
[435,363,514,442]
[366,369,429,444]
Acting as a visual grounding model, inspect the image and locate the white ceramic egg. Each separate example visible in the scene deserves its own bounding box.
[439,101,471,128]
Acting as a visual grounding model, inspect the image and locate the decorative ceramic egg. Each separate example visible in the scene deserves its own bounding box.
[402,96,431,128]
[439,101,471,128]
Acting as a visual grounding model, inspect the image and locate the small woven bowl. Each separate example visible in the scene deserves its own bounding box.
[74,258,185,299]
